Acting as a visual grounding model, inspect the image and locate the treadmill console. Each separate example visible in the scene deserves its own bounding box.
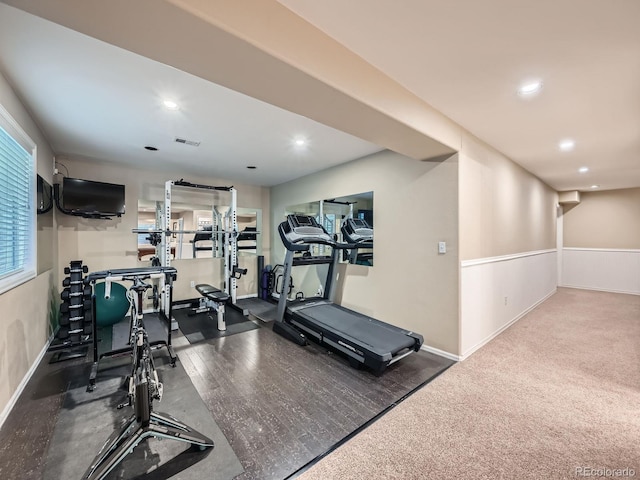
[291,215,319,228]
[341,217,373,243]
[279,214,334,251]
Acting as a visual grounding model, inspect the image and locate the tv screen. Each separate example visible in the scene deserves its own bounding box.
[62,177,125,216]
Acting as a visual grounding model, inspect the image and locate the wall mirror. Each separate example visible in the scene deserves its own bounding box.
[137,199,261,263]
[284,191,373,266]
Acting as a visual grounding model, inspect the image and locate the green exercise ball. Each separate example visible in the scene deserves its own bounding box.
[94,282,129,327]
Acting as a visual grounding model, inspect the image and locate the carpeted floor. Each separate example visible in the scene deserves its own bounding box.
[296,288,640,479]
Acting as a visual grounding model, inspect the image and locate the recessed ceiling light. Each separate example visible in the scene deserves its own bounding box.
[144,146,158,151]
[246,166,257,169]
[517,80,543,97]
[163,99,179,110]
[590,185,599,189]
[559,139,575,152]
[578,167,589,173]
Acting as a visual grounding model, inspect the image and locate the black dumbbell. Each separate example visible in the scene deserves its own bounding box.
[57,327,69,340]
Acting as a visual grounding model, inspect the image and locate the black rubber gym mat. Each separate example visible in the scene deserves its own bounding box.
[42,355,244,479]
[173,306,260,344]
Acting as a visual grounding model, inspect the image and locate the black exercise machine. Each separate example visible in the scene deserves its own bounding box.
[83,267,213,479]
[85,267,177,392]
[341,217,374,265]
[273,215,423,375]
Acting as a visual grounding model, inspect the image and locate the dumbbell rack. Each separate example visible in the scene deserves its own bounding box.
[48,260,93,363]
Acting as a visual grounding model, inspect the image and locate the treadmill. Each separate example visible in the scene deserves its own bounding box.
[341,217,374,265]
[273,214,423,375]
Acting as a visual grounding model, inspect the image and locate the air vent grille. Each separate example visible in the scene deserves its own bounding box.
[175,138,201,147]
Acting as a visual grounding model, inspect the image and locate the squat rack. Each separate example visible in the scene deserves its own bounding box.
[163,179,244,304]
[133,179,247,311]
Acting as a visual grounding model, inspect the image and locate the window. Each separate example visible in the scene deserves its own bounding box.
[0,104,36,294]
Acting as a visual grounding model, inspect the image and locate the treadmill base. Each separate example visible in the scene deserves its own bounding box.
[273,321,308,346]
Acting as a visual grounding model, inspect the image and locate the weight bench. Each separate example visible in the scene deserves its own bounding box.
[193,284,230,331]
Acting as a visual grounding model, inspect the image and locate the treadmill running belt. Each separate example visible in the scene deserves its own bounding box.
[292,303,416,354]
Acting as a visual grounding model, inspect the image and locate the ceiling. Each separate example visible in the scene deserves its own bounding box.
[0,3,383,187]
[278,0,640,192]
[1,0,639,191]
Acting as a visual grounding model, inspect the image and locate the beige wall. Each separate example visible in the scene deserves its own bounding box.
[563,187,640,249]
[0,71,56,418]
[55,157,270,301]
[459,134,558,260]
[270,132,557,357]
[271,150,460,354]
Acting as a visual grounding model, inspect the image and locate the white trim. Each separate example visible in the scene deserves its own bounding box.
[0,103,35,151]
[420,344,460,362]
[0,340,49,430]
[561,285,640,296]
[0,103,38,295]
[460,288,556,360]
[461,250,557,358]
[561,248,639,295]
[563,247,640,253]
[557,205,563,287]
[461,249,557,267]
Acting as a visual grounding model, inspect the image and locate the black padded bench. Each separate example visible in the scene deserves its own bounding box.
[194,284,230,331]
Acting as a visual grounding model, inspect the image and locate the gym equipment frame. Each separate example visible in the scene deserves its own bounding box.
[83,269,213,479]
[133,179,248,330]
[85,267,178,392]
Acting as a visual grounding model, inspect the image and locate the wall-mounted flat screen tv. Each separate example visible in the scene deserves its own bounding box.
[62,177,125,216]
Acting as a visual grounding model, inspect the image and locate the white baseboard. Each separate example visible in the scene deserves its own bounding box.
[0,339,50,430]
[560,284,640,296]
[460,288,556,360]
[420,344,460,362]
[236,294,258,300]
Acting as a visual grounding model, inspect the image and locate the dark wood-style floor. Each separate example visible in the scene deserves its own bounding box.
[0,315,452,480]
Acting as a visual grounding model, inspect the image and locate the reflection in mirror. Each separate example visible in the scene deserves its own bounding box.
[37,175,54,274]
[284,191,373,266]
[137,200,261,264]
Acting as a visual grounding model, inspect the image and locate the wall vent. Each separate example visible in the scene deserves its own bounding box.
[175,137,201,147]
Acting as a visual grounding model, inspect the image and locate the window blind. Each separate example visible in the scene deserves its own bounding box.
[0,123,35,291]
